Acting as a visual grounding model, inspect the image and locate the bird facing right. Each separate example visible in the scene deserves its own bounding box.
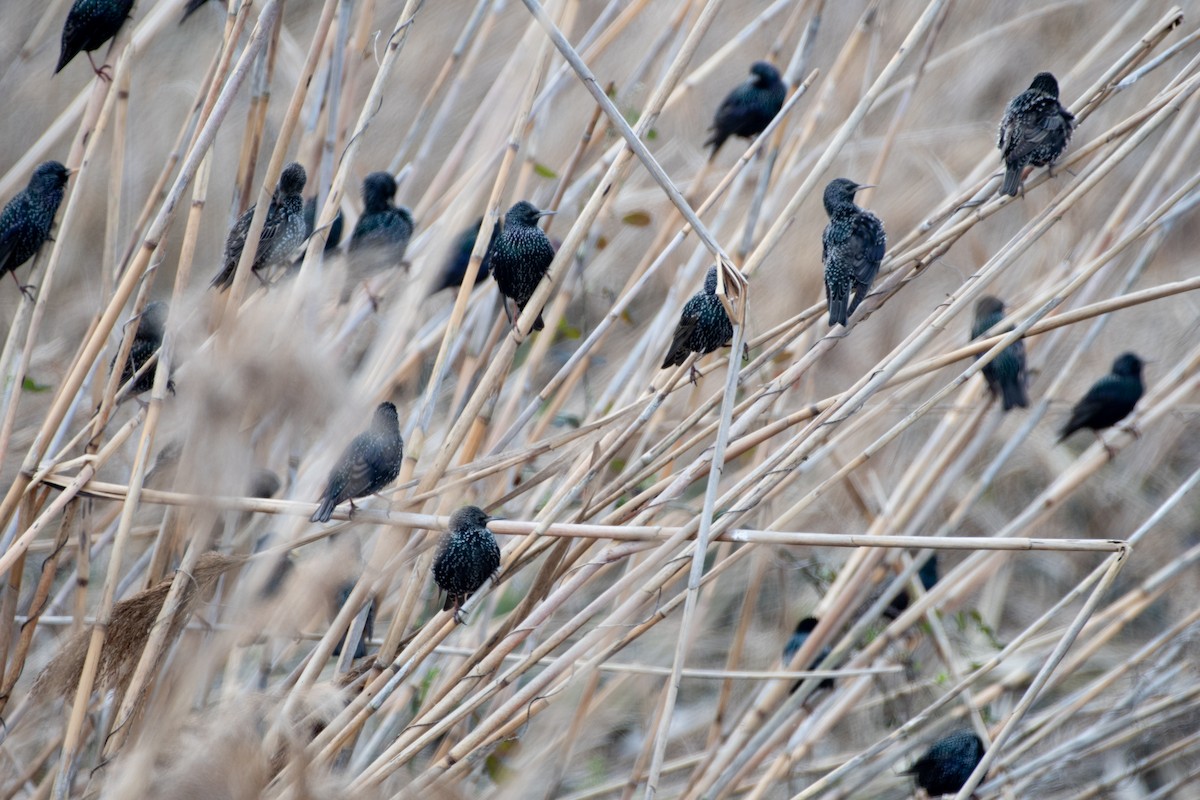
[310,401,404,523]
[704,61,787,158]
[997,72,1076,197]
[432,505,501,621]
[0,161,70,300]
[56,0,135,77]
[211,162,308,291]
[1058,353,1145,445]
[908,730,986,797]
[661,265,734,382]
[971,296,1029,411]
[489,201,557,331]
[348,171,413,265]
[822,178,886,327]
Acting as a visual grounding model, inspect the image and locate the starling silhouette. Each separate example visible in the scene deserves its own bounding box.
[1058,353,1144,445]
[310,401,404,523]
[998,72,1075,197]
[56,0,135,78]
[434,217,497,293]
[332,582,376,659]
[822,178,886,327]
[348,172,413,265]
[884,554,940,621]
[907,729,986,797]
[490,201,557,330]
[972,296,1029,411]
[661,265,734,382]
[302,196,344,253]
[705,61,787,158]
[0,161,70,300]
[432,505,501,621]
[783,617,834,692]
[113,301,175,397]
[211,162,308,291]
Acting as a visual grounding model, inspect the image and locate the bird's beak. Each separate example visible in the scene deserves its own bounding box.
[853,184,876,192]
[538,210,558,218]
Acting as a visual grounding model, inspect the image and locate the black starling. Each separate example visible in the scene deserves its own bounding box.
[113,301,175,397]
[348,172,413,265]
[998,72,1076,197]
[972,296,1029,411]
[884,553,940,621]
[310,401,404,523]
[660,265,734,382]
[434,217,496,293]
[432,505,501,620]
[907,729,986,797]
[822,178,886,327]
[489,201,557,331]
[332,582,376,659]
[0,161,70,300]
[56,0,135,78]
[704,61,787,158]
[302,196,344,253]
[1057,352,1144,445]
[783,616,834,692]
[211,162,308,291]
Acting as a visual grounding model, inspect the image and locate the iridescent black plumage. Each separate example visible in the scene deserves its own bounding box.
[489,201,557,330]
[705,61,787,158]
[332,582,376,659]
[972,296,1029,411]
[661,266,733,376]
[434,217,496,293]
[783,617,834,692]
[884,553,940,621]
[432,505,501,619]
[211,162,308,291]
[0,161,69,300]
[114,301,175,397]
[302,196,344,253]
[56,0,134,77]
[1058,353,1144,443]
[907,730,985,797]
[310,402,403,523]
[998,72,1075,197]
[348,172,413,265]
[822,178,886,327]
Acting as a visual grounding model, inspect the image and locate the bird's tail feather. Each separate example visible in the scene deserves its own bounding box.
[1001,165,1022,197]
[827,298,848,328]
[310,497,336,523]
[533,312,545,331]
[1001,380,1029,411]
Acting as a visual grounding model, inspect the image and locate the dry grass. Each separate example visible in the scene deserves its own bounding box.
[0,0,1198,798]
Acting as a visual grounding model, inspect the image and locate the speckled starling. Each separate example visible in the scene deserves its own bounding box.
[332,581,376,659]
[1058,352,1144,444]
[884,553,940,621]
[113,300,175,396]
[661,265,734,381]
[998,72,1075,197]
[783,616,835,692]
[432,505,501,620]
[434,217,496,293]
[211,162,308,291]
[907,729,986,797]
[0,161,69,300]
[303,196,344,253]
[972,296,1029,411]
[489,201,557,331]
[348,172,413,265]
[705,61,787,158]
[822,178,885,327]
[56,0,135,78]
[310,401,403,523]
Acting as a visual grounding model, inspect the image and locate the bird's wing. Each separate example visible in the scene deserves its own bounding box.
[662,305,700,368]
[845,215,886,284]
[1005,98,1070,163]
[711,88,752,135]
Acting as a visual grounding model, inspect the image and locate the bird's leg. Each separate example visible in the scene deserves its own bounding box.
[1095,431,1118,459]
[688,364,701,385]
[10,271,35,301]
[452,598,466,625]
[742,342,750,362]
[347,499,357,519]
[363,283,382,313]
[86,52,113,82]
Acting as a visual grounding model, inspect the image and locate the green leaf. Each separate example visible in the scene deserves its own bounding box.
[556,317,581,339]
[533,162,558,179]
[622,211,651,227]
[647,128,659,141]
[21,377,50,393]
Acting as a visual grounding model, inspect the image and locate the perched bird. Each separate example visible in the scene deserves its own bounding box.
[113,301,175,397]
[884,554,940,621]
[0,161,70,300]
[432,505,501,620]
[180,0,220,23]
[972,296,1029,411]
[783,616,835,692]
[907,730,986,797]
[998,72,1076,197]
[56,0,135,78]
[661,265,734,382]
[1058,353,1144,446]
[332,582,376,660]
[433,217,496,293]
[302,196,344,253]
[211,162,308,291]
[822,178,886,327]
[348,172,413,264]
[704,61,787,158]
[489,201,557,331]
[310,402,404,523]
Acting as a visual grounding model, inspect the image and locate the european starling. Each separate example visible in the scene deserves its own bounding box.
[56,0,135,78]
[332,582,376,659]
[302,196,344,253]
[434,217,496,293]
[704,61,787,158]
[907,729,986,797]
[822,178,886,327]
[783,616,834,692]
[1058,352,1144,444]
[884,553,940,621]
[0,161,69,300]
[660,265,734,381]
[211,162,308,291]
[310,401,404,523]
[348,172,413,264]
[998,72,1076,197]
[432,505,501,620]
[972,296,1029,411]
[113,300,175,397]
[489,201,557,331]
